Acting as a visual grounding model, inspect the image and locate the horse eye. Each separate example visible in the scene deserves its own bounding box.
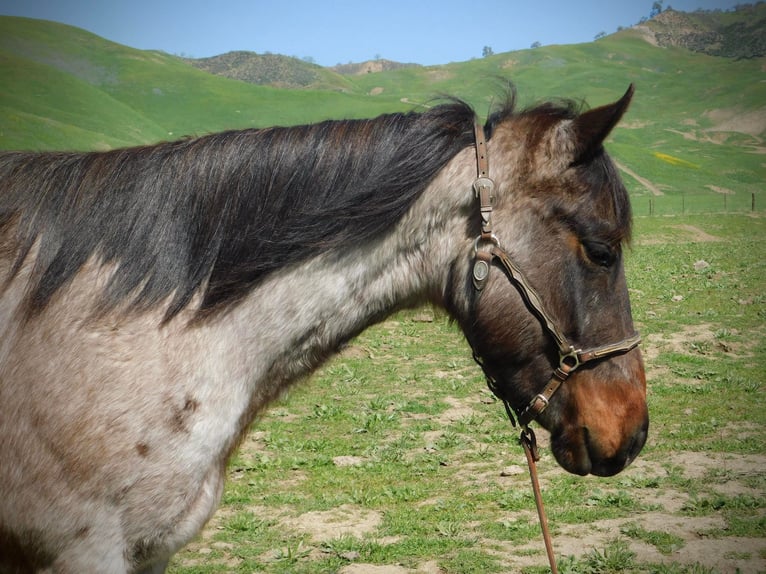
[582,240,616,267]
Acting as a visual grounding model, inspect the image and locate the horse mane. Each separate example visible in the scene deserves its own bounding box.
[0,101,479,322]
[0,89,631,323]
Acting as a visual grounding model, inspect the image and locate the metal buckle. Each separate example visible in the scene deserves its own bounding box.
[473,176,495,201]
[527,393,549,415]
[518,394,550,428]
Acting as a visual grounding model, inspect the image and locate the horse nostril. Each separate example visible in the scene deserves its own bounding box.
[583,421,648,477]
[626,423,649,466]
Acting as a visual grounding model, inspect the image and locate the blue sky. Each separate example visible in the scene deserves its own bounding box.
[0,0,747,66]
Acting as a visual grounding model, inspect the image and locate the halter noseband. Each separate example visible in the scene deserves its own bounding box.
[470,122,641,429]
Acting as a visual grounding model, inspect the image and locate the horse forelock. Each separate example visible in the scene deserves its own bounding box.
[586,152,633,245]
[0,102,478,322]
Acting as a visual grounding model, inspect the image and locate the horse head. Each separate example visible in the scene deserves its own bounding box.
[449,86,647,477]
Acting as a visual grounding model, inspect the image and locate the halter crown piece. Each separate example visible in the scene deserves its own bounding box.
[469,121,641,574]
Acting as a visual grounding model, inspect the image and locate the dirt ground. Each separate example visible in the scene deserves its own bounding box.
[267,441,766,574]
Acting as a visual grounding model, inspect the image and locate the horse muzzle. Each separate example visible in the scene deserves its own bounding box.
[547,354,648,477]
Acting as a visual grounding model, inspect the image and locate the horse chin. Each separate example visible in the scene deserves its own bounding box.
[549,421,648,477]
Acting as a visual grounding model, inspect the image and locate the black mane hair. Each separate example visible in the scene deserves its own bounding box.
[0,101,480,321]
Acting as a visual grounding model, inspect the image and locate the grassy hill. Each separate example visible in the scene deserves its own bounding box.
[0,13,763,210]
[0,17,405,150]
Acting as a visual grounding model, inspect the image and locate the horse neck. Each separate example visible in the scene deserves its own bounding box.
[196,149,476,404]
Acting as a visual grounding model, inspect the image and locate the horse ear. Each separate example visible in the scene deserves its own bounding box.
[571,84,634,165]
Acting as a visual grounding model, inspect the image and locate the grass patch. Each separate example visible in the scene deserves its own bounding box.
[555,538,637,573]
[621,523,685,555]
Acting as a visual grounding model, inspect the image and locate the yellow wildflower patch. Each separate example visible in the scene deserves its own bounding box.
[652,152,700,169]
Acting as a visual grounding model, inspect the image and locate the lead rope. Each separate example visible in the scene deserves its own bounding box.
[476,355,560,573]
[520,428,559,574]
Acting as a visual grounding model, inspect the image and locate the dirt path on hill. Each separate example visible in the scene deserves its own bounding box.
[614,160,664,196]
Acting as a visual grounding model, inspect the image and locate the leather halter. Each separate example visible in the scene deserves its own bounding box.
[470,122,641,429]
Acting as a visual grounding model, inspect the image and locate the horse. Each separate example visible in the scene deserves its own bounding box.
[0,85,648,573]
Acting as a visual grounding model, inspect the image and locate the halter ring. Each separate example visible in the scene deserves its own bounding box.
[473,233,499,255]
[559,348,581,372]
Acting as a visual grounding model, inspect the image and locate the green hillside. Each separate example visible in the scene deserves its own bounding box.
[0,17,406,150]
[0,14,763,210]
